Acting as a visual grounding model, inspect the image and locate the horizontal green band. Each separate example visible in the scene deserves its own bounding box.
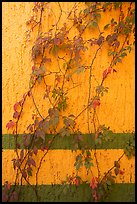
[2,133,134,150]
[3,183,135,202]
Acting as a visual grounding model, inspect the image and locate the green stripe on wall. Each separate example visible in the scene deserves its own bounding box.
[2,133,134,150]
[5,183,135,202]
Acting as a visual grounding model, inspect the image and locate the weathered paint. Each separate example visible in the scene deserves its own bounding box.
[2,2,135,202]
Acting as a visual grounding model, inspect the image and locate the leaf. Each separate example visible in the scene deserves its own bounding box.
[115,41,120,48]
[36,129,45,141]
[86,150,91,157]
[6,120,15,129]
[106,180,111,185]
[106,34,111,41]
[20,149,24,160]
[50,45,59,55]
[74,66,85,74]
[75,178,79,187]
[33,146,38,155]
[114,167,119,175]
[23,134,31,147]
[114,161,120,168]
[76,154,82,162]
[117,58,122,63]
[97,36,104,46]
[43,121,49,132]
[13,111,19,119]
[37,76,43,83]
[60,127,70,137]
[92,99,100,109]
[69,114,75,118]
[22,170,27,179]
[48,108,54,117]
[30,158,36,167]
[76,163,81,170]
[2,191,8,202]
[85,2,91,7]
[92,21,98,27]
[29,78,35,88]
[13,102,20,112]
[108,50,115,56]
[90,177,98,189]
[104,24,110,30]
[102,69,108,79]
[120,52,127,58]
[63,117,74,127]
[27,167,32,177]
[114,2,122,9]
[103,2,110,9]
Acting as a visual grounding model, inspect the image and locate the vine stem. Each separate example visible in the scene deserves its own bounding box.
[87,46,101,133]
[99,152,125,184]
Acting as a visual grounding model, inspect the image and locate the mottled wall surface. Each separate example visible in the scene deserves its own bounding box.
[2,2,135,202]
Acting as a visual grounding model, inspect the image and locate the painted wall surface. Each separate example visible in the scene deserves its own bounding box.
[2,2,135,202]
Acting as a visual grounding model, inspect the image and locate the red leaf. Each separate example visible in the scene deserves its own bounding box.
[5,182,11,190]
[6,120,15,129]
[92,99,100,109]
[13,111,19,119]
[28,91,31,97]
[30,158,36,167]
[40,144,46,151]
[107,67,112,74]
[45,146,49,151]
[119,170,124,175]
[95,132,98,139]
[90,177,98,189]
[13,102,19,112]
[48,140,52,145]
[32,65,35,71]
[75,178,79,187]
[103,69,108,79]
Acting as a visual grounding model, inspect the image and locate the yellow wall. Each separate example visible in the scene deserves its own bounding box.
[2,2,135,134]
[2,2,135,187]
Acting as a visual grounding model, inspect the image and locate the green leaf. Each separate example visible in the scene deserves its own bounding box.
[85,2,91,7]
[108,50,115,56]
[88,21,98,28]
[106,180,111,185]
[50,45,59,55]
[76,155,82,162]
[104,24,110,30]
[86,150,91,157]
[103,2,111,9]
[76,162,82,170]
[120,52,127,58]
[114,2,122,9]
[37,76,42,84]
[83,8,90,15]
[74,66,85,74]
[84,160,93,169]
[92,21,98,27]
[126,16,131,23]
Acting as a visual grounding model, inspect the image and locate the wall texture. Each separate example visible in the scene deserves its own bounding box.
[2,2,135,202]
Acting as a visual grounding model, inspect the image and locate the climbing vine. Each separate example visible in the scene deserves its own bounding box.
[3,2,135,202]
